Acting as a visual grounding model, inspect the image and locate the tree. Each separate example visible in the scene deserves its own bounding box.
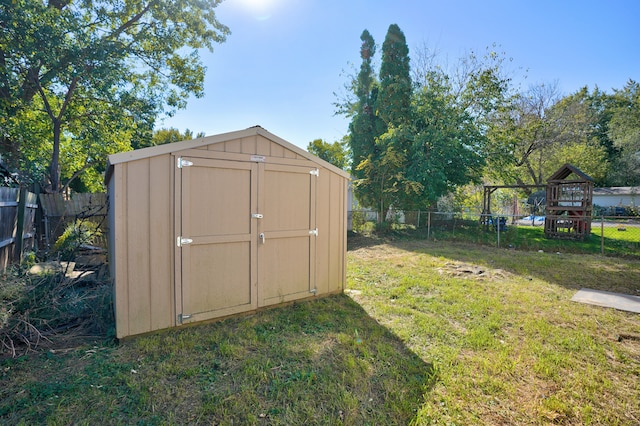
[343,27,496,219]
[346,29,388,220]
[361,24,414,220]
[307,138,349,170]
[485,82,564,186]
[348,30,381,177]
[607,80,640,185]
[148,128,206,148]
[404,74,485,209]
[377,24,412,128]
[0,0,229,192]
[486,84,613,188]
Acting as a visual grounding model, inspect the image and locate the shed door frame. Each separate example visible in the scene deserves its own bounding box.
[175,156,258,325]
[174,152,318,325]
[257,162,317,306]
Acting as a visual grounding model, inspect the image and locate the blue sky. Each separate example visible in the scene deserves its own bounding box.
[160,0,640,150]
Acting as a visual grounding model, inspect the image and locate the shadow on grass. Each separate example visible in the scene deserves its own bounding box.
[348,231,640,296]
[1,294,435,425]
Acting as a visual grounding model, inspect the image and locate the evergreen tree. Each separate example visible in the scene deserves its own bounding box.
[377,24,412,129]
[349,30,380,178]
[370,24,415,216]
[347,30,388,218]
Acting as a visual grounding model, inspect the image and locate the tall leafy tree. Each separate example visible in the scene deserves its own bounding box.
[486,84,613,188]
[307,138,349,170]
[0,0,229,192]
[485,82,564,186]
[607,80,640,186]
[404,73,485,209]
[411,45,512,205]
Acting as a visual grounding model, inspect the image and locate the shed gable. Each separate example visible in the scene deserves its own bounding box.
[197,134,307,160]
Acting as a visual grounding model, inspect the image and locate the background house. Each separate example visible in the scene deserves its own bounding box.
[592,187,639,210]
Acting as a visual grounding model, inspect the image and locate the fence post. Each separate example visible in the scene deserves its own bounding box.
[15,188,27,264]
[601,215,604,255]
[497,216,501,248]
[417,210,421,228]
[427,211,431,241]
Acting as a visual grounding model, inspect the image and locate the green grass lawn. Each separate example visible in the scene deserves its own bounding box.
[347,235,640,424]
[2,235,640,424]
[425,219,640,258]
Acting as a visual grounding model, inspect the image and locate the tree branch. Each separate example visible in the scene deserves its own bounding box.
[107,1,156,41]
[48,0,71,10]
[36,85,56,122]
[60,158,92,193]
[58,75,80,120]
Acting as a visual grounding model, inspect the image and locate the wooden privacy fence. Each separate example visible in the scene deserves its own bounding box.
[0,187,38,272]
[39,192,108,249]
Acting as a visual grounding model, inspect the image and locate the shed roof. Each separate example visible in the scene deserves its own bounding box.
[547,163,594,183]
[106,126,350,182]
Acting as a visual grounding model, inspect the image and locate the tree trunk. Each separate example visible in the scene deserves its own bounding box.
[50,119,62,192]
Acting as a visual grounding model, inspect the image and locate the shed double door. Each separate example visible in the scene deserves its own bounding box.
[176,156,317,324]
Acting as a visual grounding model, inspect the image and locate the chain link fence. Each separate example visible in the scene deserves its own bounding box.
[349,210,640,258]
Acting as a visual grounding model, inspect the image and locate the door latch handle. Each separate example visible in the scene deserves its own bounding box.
[259,233,265,244]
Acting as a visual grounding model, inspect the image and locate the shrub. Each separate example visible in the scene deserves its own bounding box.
[53,220,102,261]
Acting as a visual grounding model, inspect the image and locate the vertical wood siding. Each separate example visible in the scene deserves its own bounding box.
[110,133,347,338]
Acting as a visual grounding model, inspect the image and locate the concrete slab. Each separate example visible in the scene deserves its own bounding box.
[571,288,640,314]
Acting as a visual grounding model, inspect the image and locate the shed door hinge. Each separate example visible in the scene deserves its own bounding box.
[177,236,193,247]
[310,168,319,177]
[309,228,318,237]
[177,157,193,168]
[178,313,192,323]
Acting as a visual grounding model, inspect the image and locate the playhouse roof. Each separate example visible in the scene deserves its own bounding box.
[547,163,594,183]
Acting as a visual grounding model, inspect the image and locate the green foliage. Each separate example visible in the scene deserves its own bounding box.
[404,78,485,208]
[306,138,350,170]
[377,24,412,128]
[350,210,372,234]
[0,0,229,191]
[485,83,640,188]
[53,220,102,261]
[349,25,416,219]
[345,25,492,218]
[343,26,639,215]
[607,80,640,185]
[348,30,382,179]
[146,127,205,148]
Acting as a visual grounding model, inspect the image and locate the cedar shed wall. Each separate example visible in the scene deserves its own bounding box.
[107,129,348,339]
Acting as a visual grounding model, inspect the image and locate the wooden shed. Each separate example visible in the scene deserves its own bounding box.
[105,126,349,339]
[544,163,594,240]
